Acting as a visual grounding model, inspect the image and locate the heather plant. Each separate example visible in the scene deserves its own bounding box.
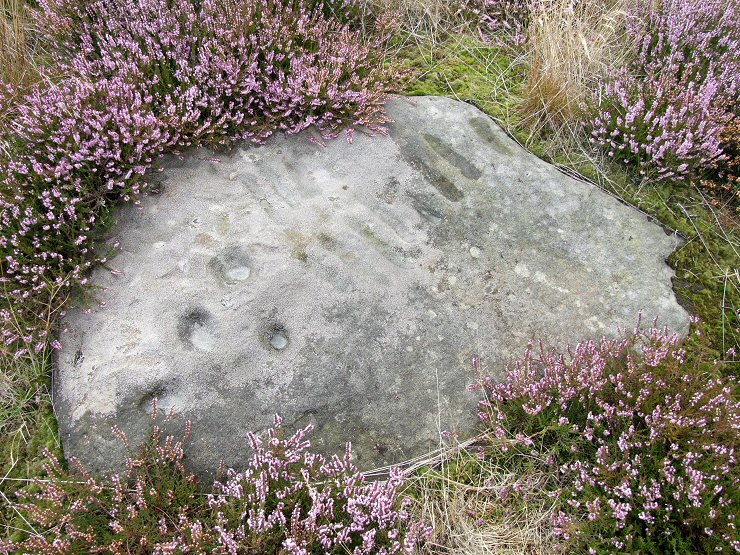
[0,0,399,360]
[477,0,529,46]
[587,0,740,184]
[473,321,739,553]
[1,410,429,554]
[209,415,431,554]
[700,115,740,211]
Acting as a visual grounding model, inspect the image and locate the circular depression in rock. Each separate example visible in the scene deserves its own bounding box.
[177,308,216,351]
[209,246,253,285]
[263,323,289,351]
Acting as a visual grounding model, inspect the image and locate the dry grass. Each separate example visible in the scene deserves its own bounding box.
[518,0,633,138]
[0,281,66,439]
[356,0,468,44]
[400,438,559,555]
[0,0,41,88]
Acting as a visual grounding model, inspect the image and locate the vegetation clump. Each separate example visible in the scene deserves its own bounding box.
[587,0,740,185]
[0,409,429,554]
[474,321,739,553]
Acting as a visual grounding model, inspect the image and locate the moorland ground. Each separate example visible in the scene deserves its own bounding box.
[1,0,738,553]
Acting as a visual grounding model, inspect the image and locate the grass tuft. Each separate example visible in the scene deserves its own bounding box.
[519,0,632,139]
[406,443,558,554]
[0,0,45,91]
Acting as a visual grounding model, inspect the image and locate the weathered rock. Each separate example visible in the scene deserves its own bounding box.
[54,96,689,478]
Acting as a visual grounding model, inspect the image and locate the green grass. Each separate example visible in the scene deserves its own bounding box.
[0,401,59,542]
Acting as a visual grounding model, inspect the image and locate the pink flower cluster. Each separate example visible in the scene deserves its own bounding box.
[474,322,739,552]
[209,415,430,554]
[480,0,528,45]
[588,0,739,182]
[462,0,529,46]
[2,413,429,554]
[0,0,397,359]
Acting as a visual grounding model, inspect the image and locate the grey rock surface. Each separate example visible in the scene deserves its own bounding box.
[54,96,689,478]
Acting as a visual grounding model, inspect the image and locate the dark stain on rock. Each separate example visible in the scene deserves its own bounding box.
[410,195,445,224]
[422,133,482,180]
[285,230,309,262]
[137,384,167,411]
[375,441,389,455]
[396,136,464,202]
[427,171,464,202]
[468,117,515,157]
[316,232,338,251]
[73,349,84,368]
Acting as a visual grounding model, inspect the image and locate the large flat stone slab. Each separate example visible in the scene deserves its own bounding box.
[54,97,689,478]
